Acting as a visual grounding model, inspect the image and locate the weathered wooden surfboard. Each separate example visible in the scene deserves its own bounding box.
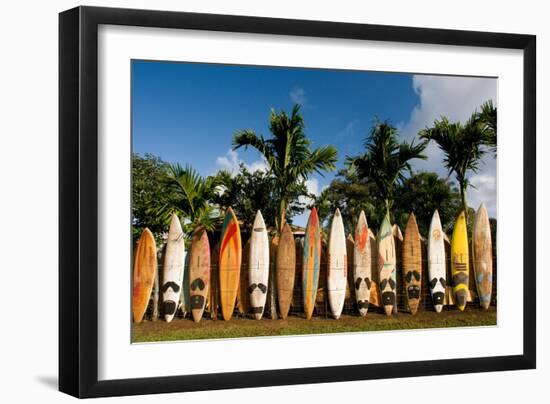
[327,209,347,319]
[451,211,469,311]
[162,213,185,322]
[219,207,242,321]
[277,223,296,319]
[428,210,446,313]
[378,214,396,316]
[132,228,157,323]
[189,225,210,322]
[302,207,321,320]
[403,213,422,314]
[354,211,371,316]
[473,203,493,309]
[248,211,270,320]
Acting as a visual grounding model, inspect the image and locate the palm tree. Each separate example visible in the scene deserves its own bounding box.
[233,104,338,231]
[153,163,220,234]
[347,120,427,217]
[477,100,497,153]
[419,114,491,222]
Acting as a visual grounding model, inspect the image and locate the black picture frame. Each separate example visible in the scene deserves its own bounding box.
[59,5,536,398]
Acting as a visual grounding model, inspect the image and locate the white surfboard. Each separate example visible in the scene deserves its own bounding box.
[248,210,270,319]
[428,210,446,313]
[354,211,371,316]
[327,208,347,319]
[162,213,185,322]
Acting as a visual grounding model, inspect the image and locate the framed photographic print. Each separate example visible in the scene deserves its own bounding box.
[59,6,536,398]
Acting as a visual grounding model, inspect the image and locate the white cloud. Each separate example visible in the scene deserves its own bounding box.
[339,119,360,138]
[469,165,497,216]
[215,149,268,175]
[289,87,307,105]
[400,74,498,217]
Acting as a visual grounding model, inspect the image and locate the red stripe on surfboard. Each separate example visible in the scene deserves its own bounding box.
[221,220,238,256]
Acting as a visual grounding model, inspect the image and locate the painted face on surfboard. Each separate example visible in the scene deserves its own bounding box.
[189,225,210,323]
[428,210,446,313]
[248,210,270,320]
[162,213,185,322]
[403,213,422,315]
[378,215,396,316]
[354,210,371,316]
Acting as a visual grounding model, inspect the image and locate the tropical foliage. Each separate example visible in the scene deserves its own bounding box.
[158,163,220,234]
[211,165,310,230]
[132,153,176,244]
[315,171,462,236]
[346,120,427,217]
[419,102,495,221]
[233,104,337,232]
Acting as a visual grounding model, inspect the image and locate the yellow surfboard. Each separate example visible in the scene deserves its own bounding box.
[451,211,469,311]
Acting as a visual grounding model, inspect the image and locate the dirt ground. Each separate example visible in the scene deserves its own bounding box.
[132,306,497,342]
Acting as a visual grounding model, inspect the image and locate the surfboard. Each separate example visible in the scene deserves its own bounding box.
[327,209,347,319]
[428,210,446,313]
[209,242,220,319]
[451,211,469,311]
[277,223,296,319]
[219,207,242,321]
[403,213,422,314]
[248,210,270,320]
[354,211,371,316]
[473,203,493,309]
[378,214,396,315]
[302,207,321,320]
[132,228,157,323]
[189,225,210,322]
[162,213,185,322]
[237,238,250,316]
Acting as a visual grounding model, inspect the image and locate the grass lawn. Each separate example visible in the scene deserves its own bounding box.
[132,306,496,343]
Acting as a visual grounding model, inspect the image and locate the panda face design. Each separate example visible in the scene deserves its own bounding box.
[429,277,446,312]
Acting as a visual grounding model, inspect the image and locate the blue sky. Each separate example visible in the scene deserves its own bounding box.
[132,60,497,226]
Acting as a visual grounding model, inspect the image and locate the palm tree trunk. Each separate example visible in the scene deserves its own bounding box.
[460,183,468,222]
[384,199,391,218]
[279,198,286,233]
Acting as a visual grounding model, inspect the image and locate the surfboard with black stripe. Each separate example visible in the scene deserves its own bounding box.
[451,211,469,311]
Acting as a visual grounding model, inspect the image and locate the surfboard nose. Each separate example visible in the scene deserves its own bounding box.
[456,290,468,310]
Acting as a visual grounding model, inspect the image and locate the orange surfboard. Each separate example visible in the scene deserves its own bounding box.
[219,208,242,321]
[302,207,321,320]
[132,228,157,323]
